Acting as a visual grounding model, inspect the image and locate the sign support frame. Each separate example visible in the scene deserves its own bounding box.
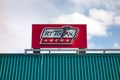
[25,49,120,54]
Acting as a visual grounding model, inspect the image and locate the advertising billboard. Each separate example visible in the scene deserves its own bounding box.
[32,24,87,48]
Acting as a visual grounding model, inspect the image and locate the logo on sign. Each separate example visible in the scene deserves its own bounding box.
[40,26,78,45]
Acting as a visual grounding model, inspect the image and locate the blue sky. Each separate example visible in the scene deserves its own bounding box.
[0,0,120,52]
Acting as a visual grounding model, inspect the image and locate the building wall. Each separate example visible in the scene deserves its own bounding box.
[0,54,120,80]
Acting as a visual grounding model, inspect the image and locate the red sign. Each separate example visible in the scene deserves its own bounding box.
[32,24,87,48]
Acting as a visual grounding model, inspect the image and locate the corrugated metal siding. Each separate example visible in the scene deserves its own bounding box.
[0,54,120,80]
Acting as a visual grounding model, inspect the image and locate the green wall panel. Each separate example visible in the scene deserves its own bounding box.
[0,54,120,80]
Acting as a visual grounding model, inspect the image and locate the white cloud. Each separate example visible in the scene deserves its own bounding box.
[89,9,120,26]
[0,0,120,53]
[51,12,108,38]
[69,0,99,5]
[86,42,104,53]
[89,9,114,25]
[69,0,120,10]
[88,43,96,49]
[113,43,120,48]
[51,8,120,41]
[114,16,120,25]
[0,0,58,53]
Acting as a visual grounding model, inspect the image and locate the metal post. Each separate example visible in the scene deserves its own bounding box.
[78,48,86,54]
[33,48,40,53]
[103,50,106,53]
[49,50,51,54]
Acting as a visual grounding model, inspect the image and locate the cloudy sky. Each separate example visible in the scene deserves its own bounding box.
[0,0,120,53]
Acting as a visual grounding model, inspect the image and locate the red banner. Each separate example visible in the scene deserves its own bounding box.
[32,24,87,48]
